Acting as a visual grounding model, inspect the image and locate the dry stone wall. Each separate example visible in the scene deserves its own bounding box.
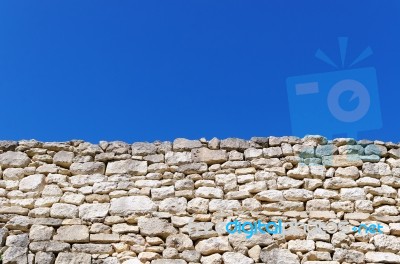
[1,136,400,264]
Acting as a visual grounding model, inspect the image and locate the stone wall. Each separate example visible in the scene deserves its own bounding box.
[0,136,400,264]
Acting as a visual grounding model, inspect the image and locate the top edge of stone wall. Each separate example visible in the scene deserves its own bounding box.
[0,135,398,152]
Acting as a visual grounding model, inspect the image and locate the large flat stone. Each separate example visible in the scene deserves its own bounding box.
[191,148,227,165]
[0,151,31,168]
[53,225,89,243]
[322,155,363,167]
[106,160,147,175]
[55,252,91,264]
[109,196,157,216]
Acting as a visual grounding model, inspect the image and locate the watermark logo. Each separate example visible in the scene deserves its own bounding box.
[226,220,283,239]
[353,223,383,234]
[225,220,383,239]
[286,37,382,139]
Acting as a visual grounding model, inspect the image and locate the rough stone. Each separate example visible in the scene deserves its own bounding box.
[138,217,177,239]
[106,160,147,175]
[19,174,45,192]
[173,138,202,151]
[365,252,400,263]
[191,148,227,164]
[53,225,89,243]
[110,196,157,216]
[53,151,75,168]
[195,236,232,255]
[55,252,91,264]
[222,252,254,264]
[50,203,78,218]
[131,142,157,155]
[0,151,31,168]
[260,248,300,264]
[79,203,110,220]
[70,162,105,175]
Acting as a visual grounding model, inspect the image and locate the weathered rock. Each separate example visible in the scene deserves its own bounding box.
[178,162,208,174]
[53,151,74,168]
[340,188,365,201]
[180,249,201,262]
[151,260,186,264]
[70,162,105,175]
[159,197,187,213]
[35,252,55,264]
[288,240,315,252]
[316,145,338,157]
[322,155,363,167]
[192,148,227,164]
[131,142,157,155]
[372,234,400,253]
[195,187,224,199]
[287,164,310,179]
[362,162,391,177]
[19,174,45,192]
[0,151,31,168]
[50,203,78,218]
[255,190,284,202]
[0,140,18,151]
[5,216,31,231]
[220,138,251,151]
[151,186,175,200]
[260,248,300,264]
[110,196,157,216]
[209,199,241,212]
[195,236,232,255]
[106,160,147,175]
[201,253,223,264]
[29,241,70,252]
[29,225,54,241]
[323,177,357,189]
[55,252,91,264]
[365,144,387,156]
[365,252,400,263]
[2,246,28,264]
[283,189,313,201]
[228,233,274,248]
[222,252,254,264]
[165,151,192,165]
[72,243,113,254]
[53,225,89,243]
[166,234,194,251]
[6,234,29,247]
[138,217,177,239]
[173,138,202,151]
[79,203,110,220]
[277,176,303,189]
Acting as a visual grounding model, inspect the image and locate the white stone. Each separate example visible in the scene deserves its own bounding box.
[222,252,254,264]
[50,203,78,218]
[70,162,105,175]
[19,174,45,192]
[254,190,284,202]
[106,160,147,175]
[195,237,232,255]
[365,252,400,263]
[0,151,31,168]
[110,196,157,216]
[79,203,110,220]
[195,187,223,199]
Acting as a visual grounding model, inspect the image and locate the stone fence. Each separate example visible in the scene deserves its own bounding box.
[0,136,400,264]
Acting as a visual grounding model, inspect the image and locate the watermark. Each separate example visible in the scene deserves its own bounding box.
[286,37,382,139]
[225,220,383,239]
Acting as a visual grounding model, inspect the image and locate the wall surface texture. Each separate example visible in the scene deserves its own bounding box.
[1,136,400,264]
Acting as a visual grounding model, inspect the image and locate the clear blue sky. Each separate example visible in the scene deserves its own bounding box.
[1,1,399,143]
